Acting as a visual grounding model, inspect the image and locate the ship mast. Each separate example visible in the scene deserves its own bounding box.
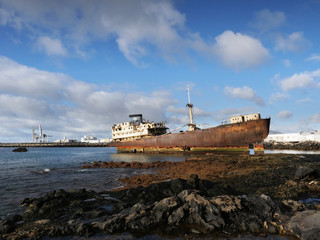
[186,84,196,131]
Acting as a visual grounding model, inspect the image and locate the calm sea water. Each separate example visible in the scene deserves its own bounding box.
[1,147,319,219]
[0,147,185,218]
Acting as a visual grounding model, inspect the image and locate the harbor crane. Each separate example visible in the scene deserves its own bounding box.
[32,123,52,143]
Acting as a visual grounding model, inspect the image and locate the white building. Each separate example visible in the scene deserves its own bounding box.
[54,137,78,143]
[81,135,111,143]
[264,130,320,143]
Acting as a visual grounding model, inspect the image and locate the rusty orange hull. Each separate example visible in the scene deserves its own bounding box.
[108,118,270,152]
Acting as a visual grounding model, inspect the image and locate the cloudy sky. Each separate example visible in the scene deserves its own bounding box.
[1,0,320,142]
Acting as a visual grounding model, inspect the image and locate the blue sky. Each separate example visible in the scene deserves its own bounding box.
[0,0,320,142]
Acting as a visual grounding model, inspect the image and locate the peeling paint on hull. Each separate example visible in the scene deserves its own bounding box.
[108,118,270,153]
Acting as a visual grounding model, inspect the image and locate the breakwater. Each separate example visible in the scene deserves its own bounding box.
[0,142,109,147]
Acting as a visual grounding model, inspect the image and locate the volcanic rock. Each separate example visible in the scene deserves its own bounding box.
[12,147,28,152]
[286,210,320,240]
[294,166,320,180]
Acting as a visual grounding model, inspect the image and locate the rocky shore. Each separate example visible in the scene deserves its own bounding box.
[264,141,320,151]
[2,153,320,240]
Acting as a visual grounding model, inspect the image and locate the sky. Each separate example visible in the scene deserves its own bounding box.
[0,0,320,142]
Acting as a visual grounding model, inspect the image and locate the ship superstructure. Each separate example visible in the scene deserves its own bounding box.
[111,114,167,142]
[229,113,261,124]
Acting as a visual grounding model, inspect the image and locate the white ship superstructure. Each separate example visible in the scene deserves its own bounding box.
[229,113,261,124]
[111,114,167,142]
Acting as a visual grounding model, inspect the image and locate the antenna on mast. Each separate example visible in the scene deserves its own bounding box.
[187,84,191,105]
[186,84,196,131]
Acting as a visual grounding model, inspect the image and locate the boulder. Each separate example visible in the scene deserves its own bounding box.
[12,147,28,152]
[294,166,319,181]
[95,190,281,236]
[286,210,320,240]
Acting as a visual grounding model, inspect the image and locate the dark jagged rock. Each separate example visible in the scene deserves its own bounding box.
[1,174,320,240]
[12,147,28,152]
[0,219,15,235]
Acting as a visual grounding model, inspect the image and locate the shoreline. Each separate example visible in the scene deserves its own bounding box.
[1,141,320,152]
[83,153,320,198]
[0,142,109,147]
[2,153,320,239]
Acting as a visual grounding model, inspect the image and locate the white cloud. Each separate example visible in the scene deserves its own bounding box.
[212,107,255,122]
[309,113,320,123]
[277,111,292,120]
[224,86,265,106]
[297,97,313,104]
[212,31,269,71]
[166,105,210,118]
[278,69,320,91]
[164,99,211,129]
[275,32,310,53]
[0,55,184,141]
[270,121,310,133]
[249,9,285,32]
[1,55,219,140]
[0,1,271,70]
[306,54,320,62]
[270,92,288,103]
[0,94,54,119]
[0,0,186,66]
[36,36,67,56]
[0,56,68,99]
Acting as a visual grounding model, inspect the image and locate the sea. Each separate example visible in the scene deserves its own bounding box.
[0,147,185,218]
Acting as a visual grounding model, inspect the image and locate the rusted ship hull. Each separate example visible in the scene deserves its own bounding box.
[108,118,270,152]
